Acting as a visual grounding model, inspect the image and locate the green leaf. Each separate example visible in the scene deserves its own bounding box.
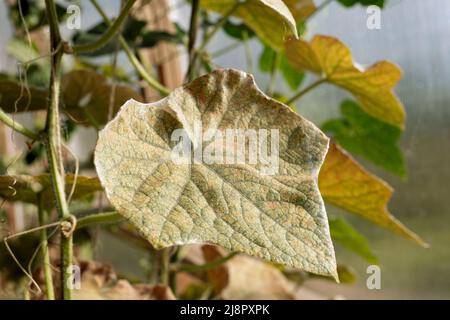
[338,0,385,8]
[258,45,277,73]
[279,54,304,90]
[259,45,304,90]
[319,143,427,247]
[329,217,378,264]
[323,100,406,177]
[222,20,256,40]
[285,35,405,128]
[0,175,102,208]
[200,0,298,51]
[95,69,337,278]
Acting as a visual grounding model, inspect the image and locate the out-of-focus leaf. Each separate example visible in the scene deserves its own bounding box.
[202,245,297,299]
[319,143,427,247]
[284,0,317,21]
[222,20,256,40]
[0,174,102,208]
[279,54,304,90]
[61,69,143,126]
[258,45,277,72]
[95,69,337,277]
[201,0,298,51]
[323,100,406,177]
[338,0,385,8]
[0,70,142,127]
[259,45,304,90]
[0,80,48,113]
[285,35,405,128]
[139,31,183,48]
[329,217,378,264]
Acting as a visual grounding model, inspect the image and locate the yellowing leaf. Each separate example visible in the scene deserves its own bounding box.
[95,69,337,279]
[319,144,427,247]
[0,174,102,207]
[284,0,317,21]
[200,0,298,51]
[285,35,405,128]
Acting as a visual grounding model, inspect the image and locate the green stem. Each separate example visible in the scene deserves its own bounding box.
[76,211,123,229]
[186,0,201,81]
[211,41,241,58]
[37,195,55,300]
[44,0,73,300]
[70,0,137,54]
[242,30,253,74]
[90,0,170,96]
[176,252,237,273]
[286,78,326,105]
[0,108,38,140]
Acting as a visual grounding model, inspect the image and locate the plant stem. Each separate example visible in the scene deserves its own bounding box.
[37,195,55,300]
[76,211,123,229]
[70,0,137,54]
[187,1,241,81]
[0,108,38,140]
[186,0,201,81]
[176,252,237,273]
[286,78,326,105]
[44,0,73,300]
[90,0,170,96]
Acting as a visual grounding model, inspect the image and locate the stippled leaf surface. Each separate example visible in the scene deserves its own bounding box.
[322,100,406,177]
[0,174,102,207]
[285,35,405,128]
[319,143,426,247]
[95,69,337,278]
[200,0,297,51]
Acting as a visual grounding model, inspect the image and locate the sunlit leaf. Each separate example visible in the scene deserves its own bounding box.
[285,35,405,128]
[319,143,427,247]
[200,0,298,51]
[329,217,378,264]
[95,69,337,278]
[0,174,102,208]
[323,100,406,177]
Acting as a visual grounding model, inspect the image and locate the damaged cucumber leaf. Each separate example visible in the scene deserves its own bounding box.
[95,69,338,279]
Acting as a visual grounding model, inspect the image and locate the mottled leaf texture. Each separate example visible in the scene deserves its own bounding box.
[319,144,427,247]
[0,175,102,207]
[200,0,298,51]
[322,100,406,177]
[95,69,337,278]
[285,35,405,128]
